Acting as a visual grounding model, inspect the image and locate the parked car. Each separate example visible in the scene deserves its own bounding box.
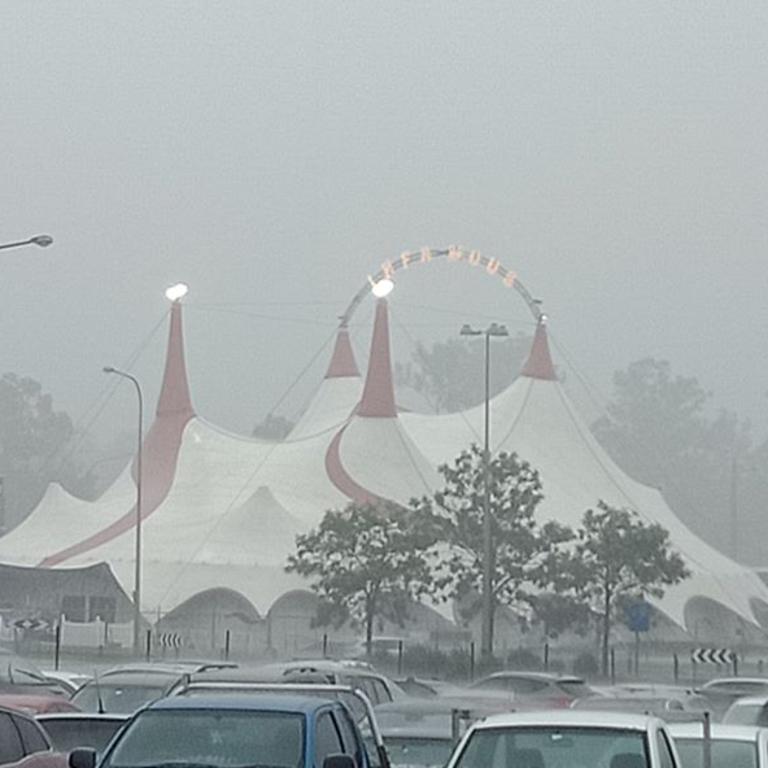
[37,713,128,755]
[669,722,768,768]
[571,692,708,719]
[468,672,594,708]
[68,693,374,768]
[0,695,79,716]
[70,668,187,714]
[444,710,682,768]
[39,673,91,698]
[723,695,768,727]
[362,697,512,768]
[697,678,768,720]
[0,703,66,768]
[186,660,406,708]
[0,651,69,698]
[394,677,467,699]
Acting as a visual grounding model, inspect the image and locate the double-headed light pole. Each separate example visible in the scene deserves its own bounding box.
[102,366,144,655]
[0,234,53,252]
[460,321,509,658]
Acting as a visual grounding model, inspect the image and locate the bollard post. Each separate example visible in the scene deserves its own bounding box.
[610,647,616,685]
[469,642,476,682]
[54,623,61,671]
[224,629,231,661]
[322,633,328,659]
[673,653,679,683]
[634,632,640,677]
[397,640,404,676]
[733,653,739,677]
[145,629,152,661]
[759,659,764,675]
[702,711,712,768]
[543,642,549,672]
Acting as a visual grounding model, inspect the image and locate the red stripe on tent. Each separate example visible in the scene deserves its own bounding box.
[39,302,195,566]
[325,425,383,505]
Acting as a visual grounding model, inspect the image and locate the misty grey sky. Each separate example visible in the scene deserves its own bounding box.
[1,1,766,446]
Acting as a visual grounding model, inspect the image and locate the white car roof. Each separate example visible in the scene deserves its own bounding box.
[727,696,768,706]
[475,710,662,731]
[702,678,768,687]
[669,723,766,740]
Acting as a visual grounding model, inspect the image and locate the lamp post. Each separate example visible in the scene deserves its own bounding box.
[0,235,53,251]
[103,366,144,655]
[460,322,509,658]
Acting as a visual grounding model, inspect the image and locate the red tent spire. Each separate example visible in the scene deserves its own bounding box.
[357,299,397,418]
[39,299,195,567]
[521,318,557,381]
[156,301,195,418]
[325,324,360,379]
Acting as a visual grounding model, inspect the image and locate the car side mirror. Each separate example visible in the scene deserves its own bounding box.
[69,748,97,768]
[323,754,356,768]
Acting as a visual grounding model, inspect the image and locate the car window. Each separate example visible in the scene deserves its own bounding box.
[656,731,676,768]
[675,739,758,768]
[315,711,344,767]
[370,679,390,704]
[0,712,25,765]
[40,717,126,753]
[511,679,548,694]
[725,704,768,727]
[453,726,650,768]
[13,716,49,755]
[332,707,361,761]
[556,680,592,698]
[354,678,379,706]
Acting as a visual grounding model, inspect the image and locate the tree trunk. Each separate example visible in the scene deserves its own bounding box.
[601,584,612,678]
[365,593,375,659]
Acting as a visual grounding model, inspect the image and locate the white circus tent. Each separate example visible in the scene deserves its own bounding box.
[0,295,766,636]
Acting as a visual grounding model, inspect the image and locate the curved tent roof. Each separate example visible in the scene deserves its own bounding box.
[400,320,768,628]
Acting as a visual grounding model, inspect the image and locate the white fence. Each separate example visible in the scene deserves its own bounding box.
[60,617,133,649]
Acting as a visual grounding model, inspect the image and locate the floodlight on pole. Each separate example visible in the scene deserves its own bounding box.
[460,321,509,659]
[103,366,144,656]
[370,277,394,298]
[0,234,54,251]
[165,283,189,302]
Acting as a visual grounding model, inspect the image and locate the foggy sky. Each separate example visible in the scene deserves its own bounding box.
[1,1,767,447]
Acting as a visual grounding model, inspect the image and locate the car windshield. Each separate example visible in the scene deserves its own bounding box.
[369,736,453,768]
[40,718,126,753]
[453,726,649,768]
[674,738,757,768]
[105,710,304,768]
[73,684,169,714]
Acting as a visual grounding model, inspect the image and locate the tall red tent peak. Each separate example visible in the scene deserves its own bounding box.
[156,301,195,418]
[521,318,558,381]
[357,299,397,418]
[325,324,360,379]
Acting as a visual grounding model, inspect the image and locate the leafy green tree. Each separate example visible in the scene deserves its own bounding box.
[569,501,689,676]
[0,373,88,529]
[592,358,751,557]
[285,500,441,656]
[413,445,573,655]
[395,334,531,413]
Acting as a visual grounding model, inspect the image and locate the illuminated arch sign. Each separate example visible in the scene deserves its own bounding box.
[340,246,543,325]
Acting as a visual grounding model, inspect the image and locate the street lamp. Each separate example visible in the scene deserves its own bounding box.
[103,366,144,655]
[0,234,53,251]
[460,321,509,658]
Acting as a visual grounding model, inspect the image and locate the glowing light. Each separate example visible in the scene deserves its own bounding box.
[165,283,189,302]
[371,278,394,298]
